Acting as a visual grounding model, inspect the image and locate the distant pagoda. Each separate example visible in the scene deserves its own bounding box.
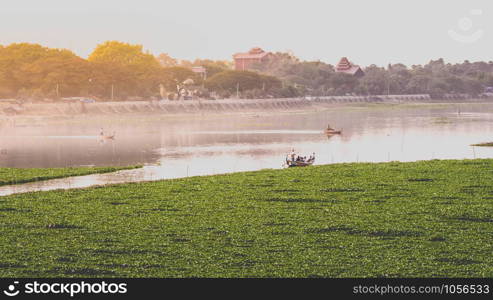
[233,47,272,71]
[335,57,364,77]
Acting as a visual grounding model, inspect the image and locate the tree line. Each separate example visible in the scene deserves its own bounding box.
[0,41,284,100]
[251,53,493,98]
[1,41,492,101]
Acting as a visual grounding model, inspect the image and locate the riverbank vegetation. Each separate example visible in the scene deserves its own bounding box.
[1,42,492,101]
[0,165,141,186]
[1,159,492,277]
[251,54,493,97]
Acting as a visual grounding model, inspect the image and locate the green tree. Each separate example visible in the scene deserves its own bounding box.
[160,66,199,92]
[20,54,90,98]
[330,73,359,95]
[88,41,161,98]
[192,59,231,78]
[358,65,387,95]
[250,52,334,95]
[88,41,158,67]
[157,53,178,67]
[0,43,80,98]
[205,70,281,96]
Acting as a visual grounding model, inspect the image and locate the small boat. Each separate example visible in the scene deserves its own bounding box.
[99,128,116,140]
[324,129,342,135]
[325,123,342,135]
[286,159,315,167]
[285,152,315,167]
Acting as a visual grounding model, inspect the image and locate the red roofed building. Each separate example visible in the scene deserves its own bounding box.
[233,47,272,71]
[191,66,207,79]
[335,57,364,77]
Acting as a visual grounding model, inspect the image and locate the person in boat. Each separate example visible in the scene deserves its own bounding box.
[290,149,296,162]
[327,123,334,131]
[310,152,315,161]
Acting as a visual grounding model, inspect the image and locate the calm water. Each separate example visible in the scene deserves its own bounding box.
[1,103,493,195]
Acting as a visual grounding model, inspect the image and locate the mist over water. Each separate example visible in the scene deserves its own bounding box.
[2,105,493,169]
[1,103,493,195]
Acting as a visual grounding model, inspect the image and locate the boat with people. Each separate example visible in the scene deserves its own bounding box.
[285,151,315,167]
[324,123,342,135]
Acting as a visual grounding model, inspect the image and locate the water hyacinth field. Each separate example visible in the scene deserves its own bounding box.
[0,159,492,277]
[0,166,141,186]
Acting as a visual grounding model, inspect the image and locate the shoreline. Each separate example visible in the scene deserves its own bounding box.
[1,95,491,118]
[0,158,489,197]
[2,99,493,126]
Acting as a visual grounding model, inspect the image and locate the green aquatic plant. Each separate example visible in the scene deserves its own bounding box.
[0,159,492,277]
[0,165,141,186]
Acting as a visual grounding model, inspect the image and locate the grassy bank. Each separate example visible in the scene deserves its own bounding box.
[1,159,492,277]
[0,166,141,186]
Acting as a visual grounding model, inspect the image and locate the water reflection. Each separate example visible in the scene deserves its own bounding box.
[1,104,493,195]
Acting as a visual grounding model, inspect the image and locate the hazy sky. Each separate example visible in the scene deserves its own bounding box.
[0,0,491,66]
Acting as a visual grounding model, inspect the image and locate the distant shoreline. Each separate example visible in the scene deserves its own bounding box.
[1,95,492,119]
